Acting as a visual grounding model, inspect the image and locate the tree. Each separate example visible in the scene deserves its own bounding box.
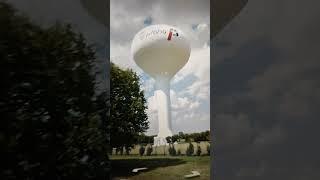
[0,2,109,179]
[183,131,210,142]
[166,136,177,156]
[178,131,184,138]
[137,133,155,145]
[166,136,172,144]
[186,142,194,156]
[139,146,145,156]
[110,63,149,149]
[168,146,177,156]
[197,145,202,156]
[185,134,191,142]
[146,146,153,156]
[171,134,179,143]
[177,149,181,156]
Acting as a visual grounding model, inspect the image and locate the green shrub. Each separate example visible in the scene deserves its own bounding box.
[177,149,181,156]
[186,142,194,156]
[168,145,177,156]
[197,145,201,156]
[139,146,145,156]
[146,146,153,156]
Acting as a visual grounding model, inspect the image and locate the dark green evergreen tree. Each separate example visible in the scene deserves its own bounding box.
[0,2,109,179]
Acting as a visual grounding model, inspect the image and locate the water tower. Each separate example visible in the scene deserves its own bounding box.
[131,24,190,146]
[80,0,248,146]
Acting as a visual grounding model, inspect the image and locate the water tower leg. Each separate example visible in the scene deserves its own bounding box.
[153,75,173,146]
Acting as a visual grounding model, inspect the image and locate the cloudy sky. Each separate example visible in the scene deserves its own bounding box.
[213,0,320,179]
[110,0,210,135]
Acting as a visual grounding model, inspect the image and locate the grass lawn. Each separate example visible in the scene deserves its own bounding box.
[110,155,210,180]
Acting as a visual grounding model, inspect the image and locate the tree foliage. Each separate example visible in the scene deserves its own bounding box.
[146,146,153,156]
[186,143,194,156]
[166,136,172,144]
[136,133,155,145]
[168,145,177,156]
[0,2,109,179]
[110,63,149,149]
[197,145,202,156]
[180,130,210,142]
[177,149,181,156]
[139,146,145,156]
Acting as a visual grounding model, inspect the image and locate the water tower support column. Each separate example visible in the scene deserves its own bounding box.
[153,75,173,146]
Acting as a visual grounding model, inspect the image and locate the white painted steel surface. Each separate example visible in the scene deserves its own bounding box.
[131,25,191,146]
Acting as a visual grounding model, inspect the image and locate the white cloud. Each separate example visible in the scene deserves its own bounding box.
[174,45,210,101]
[171,90,200,111]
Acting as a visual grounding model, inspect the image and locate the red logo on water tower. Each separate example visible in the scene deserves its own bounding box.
[167,28,179,41]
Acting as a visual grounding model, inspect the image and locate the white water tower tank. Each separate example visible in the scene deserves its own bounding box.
[131,24,191,146]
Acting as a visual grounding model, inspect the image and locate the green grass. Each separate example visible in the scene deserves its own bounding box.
[110,155,210,180]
